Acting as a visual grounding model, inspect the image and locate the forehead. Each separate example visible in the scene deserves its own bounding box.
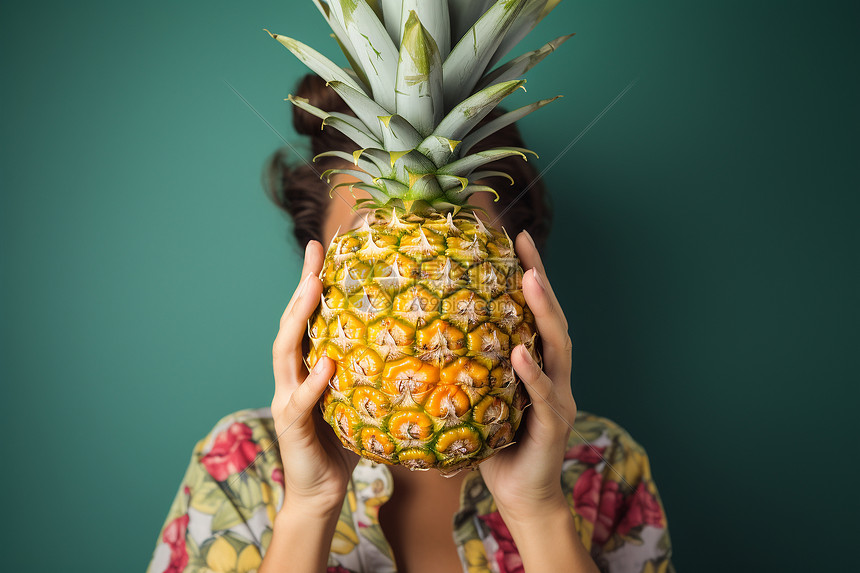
[322,186,371,244]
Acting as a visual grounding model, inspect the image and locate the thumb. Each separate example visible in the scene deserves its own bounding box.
[279,357,335,438]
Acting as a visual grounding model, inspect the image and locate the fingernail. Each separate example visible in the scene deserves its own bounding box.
[523,229,537,249]
[531,268,545,292]
[518,344,535,364]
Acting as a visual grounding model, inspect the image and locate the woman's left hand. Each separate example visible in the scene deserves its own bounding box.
[478,230,577,521]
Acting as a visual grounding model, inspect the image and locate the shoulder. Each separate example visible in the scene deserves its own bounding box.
[562,411,672,563]
[191,407,279,483]
[147,409,284,573]
[565,410,652,474]
[570,410,644,447]
[196,407,276,448]
[562,410,658,504]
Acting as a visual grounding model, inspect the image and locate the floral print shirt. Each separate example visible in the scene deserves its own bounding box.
[147,408,674,573]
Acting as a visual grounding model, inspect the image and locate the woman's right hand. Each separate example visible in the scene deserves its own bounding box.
[271,240,359,516]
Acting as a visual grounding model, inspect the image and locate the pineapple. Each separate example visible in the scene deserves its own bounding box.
[267,0,570,474]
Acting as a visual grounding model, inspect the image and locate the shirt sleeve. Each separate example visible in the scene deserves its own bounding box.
[146,410,280,573]
[564,412,675,573]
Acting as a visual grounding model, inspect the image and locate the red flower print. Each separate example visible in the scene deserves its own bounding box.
[572,468,601,523]
[617,482,665,536]
[479,511,524,573]
[573,468,624,545]
[564,444,607,465]
[161,514,189,573]
[271,468,284,487]
[200,422,261,482]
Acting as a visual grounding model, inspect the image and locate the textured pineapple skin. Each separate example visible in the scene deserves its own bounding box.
[308,211,539,474]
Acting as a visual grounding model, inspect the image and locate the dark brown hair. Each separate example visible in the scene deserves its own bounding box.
[263,74,552,251]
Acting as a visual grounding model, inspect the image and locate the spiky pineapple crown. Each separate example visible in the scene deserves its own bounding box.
[267,0,571,214]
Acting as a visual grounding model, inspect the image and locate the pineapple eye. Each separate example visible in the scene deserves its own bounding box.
[330,404,361,442]
[360,427,395,457]
[388,411,433,441]
[486,422,514,449]
[351,387,390,420]
[472,396,510,425]
[435,426,481,458]
[397,448,437,470]
[425,386,470,419]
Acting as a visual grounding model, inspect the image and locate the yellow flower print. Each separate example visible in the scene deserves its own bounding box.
[204,536,261,573]
[463,539,492,573]
[205,537,235,572]
[611,446,649,487]
[364,495,387,520]
[331,518,359,555]
[347,488,357,513]
[363,478,390,522]
[260,482,277,525]
[642,558,670,573]
[236,545,262,573]
[572,511,594,552]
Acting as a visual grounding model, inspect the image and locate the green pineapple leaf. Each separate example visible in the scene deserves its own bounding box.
[377,113,423,151]
[311,0,372,93]
[326,80,390,141]
[395,10,444,137]
[416,135,462,168]
[436,173,470,192]
[321,168,377,185]
[404,172,443,200]
[328,0,400,112]
[352,183,399,204]
[459,95,562,156]
[365,0,384,20]
[487,0,555,70]
[469,170,516,186]
[438,147,534,178]
[313,150,385,178]
[355,148,399,176]
[447,0,495,42]
[433,79,526,145]
[397,0,451,61]
[477,33,574,90]
[370,177,410,197]
[287,95,383,149]
[266,30,365,94]
[380,0,404,44]
[442,0,527,108]
[447,184,500,203]
[537,0,563,23]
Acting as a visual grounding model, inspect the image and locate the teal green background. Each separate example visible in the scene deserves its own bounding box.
[2,1,857,570]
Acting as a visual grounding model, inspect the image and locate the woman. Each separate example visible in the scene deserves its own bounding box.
[146,75,674,573]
